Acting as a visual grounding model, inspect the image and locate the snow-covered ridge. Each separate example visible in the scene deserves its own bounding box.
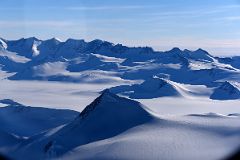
[0,99,79,137]
[9,91,154,159]
[0,37,216,60]
[0,38,7,50]
[210,81,240,100]
[0,37,240,100]
[109,77,191,99]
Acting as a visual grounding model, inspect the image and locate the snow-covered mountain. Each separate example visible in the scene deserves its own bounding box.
[0,99,79,158]
[1,37,240,160]
[13,90,153,159]
[1,37,239,100]
[109,77,186,98]
[6,37,42,58]
[0,38,7,50]
[217,56,240,69]
[0,99,79,137]
[1,91,239,160]
[210,81,240,100]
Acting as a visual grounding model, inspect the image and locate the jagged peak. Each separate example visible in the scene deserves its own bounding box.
[41,89,153,156]
[26,37,39,41]
[19,37,41,43]
[63,39,87,48]
[87,39,106,49]
[0,99,22,106]
[210,81,240,100]
[136,46,154,53]
[78,89,148,120]
[194,48,210,55]
[89,39,104,44]
[46,37,62,43]
[8,37,41,45]
[0,38,7,49]
[100,89,112,96]
[79,89,117,119]
[52,37,62,42]
[97,89,122,104]
[41,38,62,46]
[1,38,217,57]
[183,49,191,52]
[65,38,85,43]
[0,37,7,42]
[220,81,239,90]
[169,47,182,53]
[100,40,114,47]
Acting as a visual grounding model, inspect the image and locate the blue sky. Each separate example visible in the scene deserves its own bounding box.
[1,0,240,55]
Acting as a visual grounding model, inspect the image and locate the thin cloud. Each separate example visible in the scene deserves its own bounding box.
[0,21,74,28]
[143,4,240,19]
[225,16,240,21]
[66,5,161,11]
[152,38,240,48]
[0,5,161,11]
[218,4,240,9]
[215,16,240,23]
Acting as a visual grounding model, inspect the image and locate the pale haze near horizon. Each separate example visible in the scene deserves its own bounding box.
[0,0,240,56]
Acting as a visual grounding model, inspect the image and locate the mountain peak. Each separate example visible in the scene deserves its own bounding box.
[128,77,181,99]
[63,38,87,49]
[65,38,85,43]
[47,37,62,43]
[220,81,239,91]
[79,89,119,119]
[169,47,182,53]
[100,88,111,96]
[52,37,62,42]
[90,39,104,44]
[5,37,42,58]
[28,36,39,40]
[22,37,40,43]
[210,81,240,100]
[0,99,22,106]
[0,38,7,50]
[195,48,210,55]
[40,90,153,156]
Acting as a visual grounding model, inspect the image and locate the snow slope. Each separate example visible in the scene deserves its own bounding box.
[0,99,79,137]
[6,37,42,58]
[14,90,154,159]
[109,77,190,98]
[4,91,239,160]
[0,38,7,50]
[210,81,240,100]
[61,113,240,160]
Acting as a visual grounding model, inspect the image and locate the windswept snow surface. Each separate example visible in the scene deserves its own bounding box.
[2,92,239,160]
[61,114,240,160]
[0,79,135,110]
[0,79,239,115]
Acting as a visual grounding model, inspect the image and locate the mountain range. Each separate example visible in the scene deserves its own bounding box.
[0,37,240,100]
[0,37,240,159]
